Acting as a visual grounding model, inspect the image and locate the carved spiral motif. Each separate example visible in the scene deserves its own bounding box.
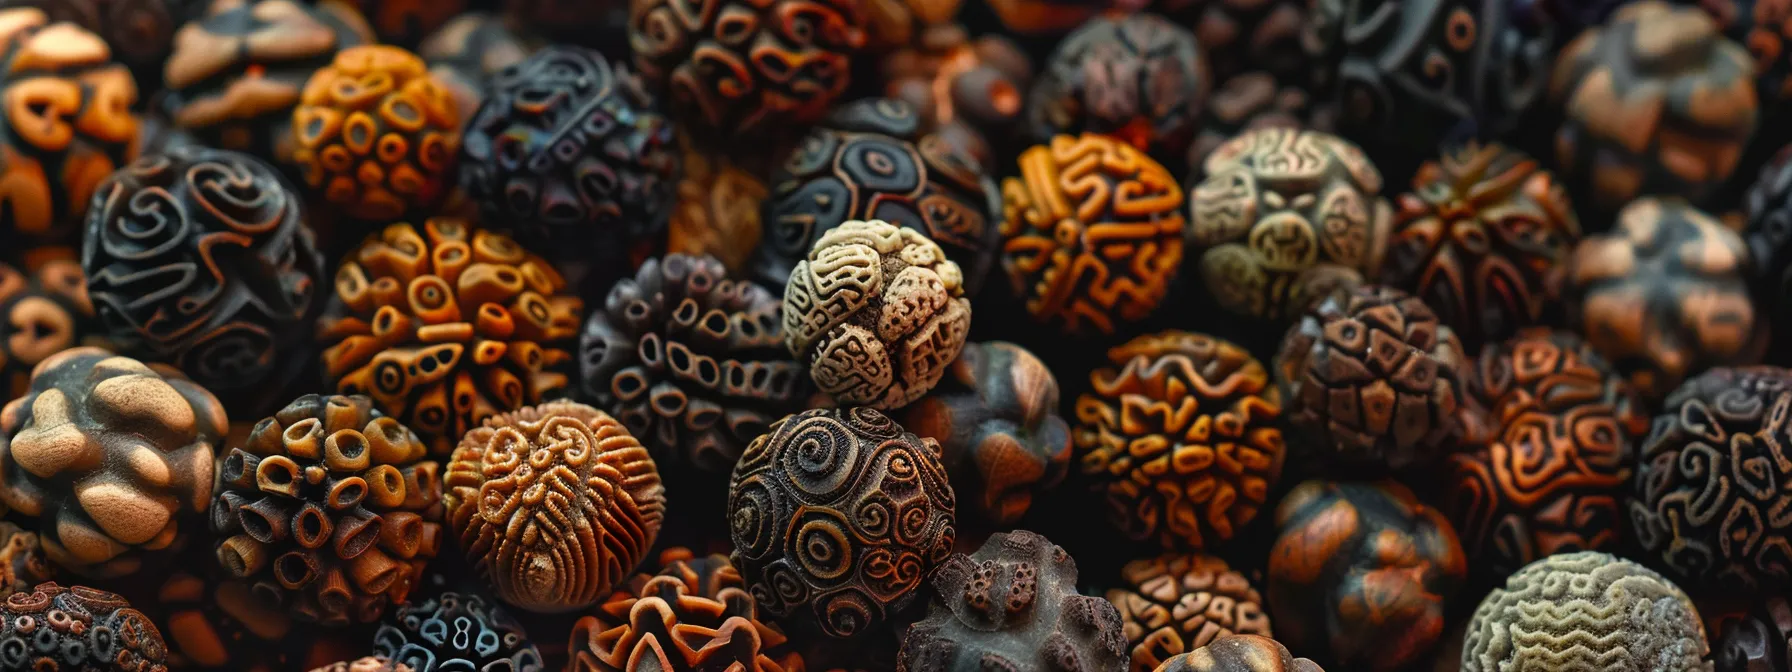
[292,45,461,221]
[0,522,49,600]
[318,218,583,455]
[1189,127,1390,321]
[1153,635,1323,672]
[83,146,324,411]
[783,219,971,409]
[1027,13,1208,166]
[1563,198,1764,402]
[1075,331,1285,549]
[0,261,97,399]
[0,583,169,672]
[446,401,666,613]
[1000,134,1185,335]
[570,549,802,672]
[580,254,806,474]
[727,408,956,639]
[1106,554,1271,672]
[373,591,545,672]
[0,347,224,578]
[1266,480,1465,672]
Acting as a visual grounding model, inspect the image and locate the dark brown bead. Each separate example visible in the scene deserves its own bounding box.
[1716,595,1792,672]
[1742,144,1792,364]
[1266,480,1465,672]
[1156,0,1306,83]
[0,522,50,600]
[1027,13,1207,167]
[728,407,957,639]
[1107,554,1272,672]
[880,28,1032,172]
[1154,635,1323,672]
[347,0,461,46]
[153,569,330,671]
[416,12,537,120]
[1463,552,1708,671]
[569,549,802,672]
[0,583,169,671]
[898,530,1127,672]
[374,591,545,672]
[0,260,98,399]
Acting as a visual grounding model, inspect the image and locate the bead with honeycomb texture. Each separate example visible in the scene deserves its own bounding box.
[0,582,169,671]
[569,548,802,672]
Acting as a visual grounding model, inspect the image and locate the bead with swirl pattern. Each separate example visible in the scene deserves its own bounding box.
[728,407,957,639]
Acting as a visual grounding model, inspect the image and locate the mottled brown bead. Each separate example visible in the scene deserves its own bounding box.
[318,219,584,455]
[1383,143,1581,352]
[1076,332,1285,549]
[446,401,666,613]
[899,530,1127,672]
[1715,595,1792,672]
[783,219,971,409]
[0,347,225,578]
[374,591,545,672]
[1028,13,1207,166]
[900,341,1071,526]
[569,549,802,672]
[416,12,536,120]
[0,260,98,399]
[728,407,957,639]
[1107,554,1271,672]
[1564,198,1765,402]
[1275,285,1468,472]
[1267,480,1466,672]
[666,144,768,274]
[1154,635,1323,672]
[0,583,169,672]
[0,522,49,600]
[880,26,1032,171]
[1549,1,1757,211]
[312,659,412,672]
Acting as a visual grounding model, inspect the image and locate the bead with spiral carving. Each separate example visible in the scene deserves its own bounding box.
[569,549,803,672]
[1106,554,1271,672]
[0,583,170,672]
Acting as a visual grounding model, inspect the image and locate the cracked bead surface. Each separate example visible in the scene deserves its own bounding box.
[1106,554,1271,672]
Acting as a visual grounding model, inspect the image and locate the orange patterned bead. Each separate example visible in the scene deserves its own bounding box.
[294,45,461,222]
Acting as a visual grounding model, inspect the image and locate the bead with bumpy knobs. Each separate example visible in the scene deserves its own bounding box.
[1153,635,1323,672]
[1106,554,1271,672]
[0,260,98,399]
[0,582,170,672]
[0,347,225,578]
[373,591,545,672]
[1462,551,1711,671]
[569,548,802,672]
[446,401,666,613]
[313,658,412,672]
[783,219,972,409]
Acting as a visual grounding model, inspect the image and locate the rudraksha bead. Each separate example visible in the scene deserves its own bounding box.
[0,522,49,599]
[727,407,957,639]
[1000,134,1185,335]
[292,45,461,222]
[1382,143,1581,352]
[317,218,583,455]
[782,219,971,409]
[759,98,1001,296]
[1075,331,1285,549]
[1155,0,1306,83]
[1027,13,1207,167]
[209,394,444,625]
[1266,480,1466,672]
[1462,552,1709,671]
[0,260,97,399]
[0,8,139,247]
[347,0,462,46]
[1189,128,1390,322]
[568,549,803,672]
[898,530,1128,672]
[417,12,536,119]
[0,347,224,578]
[1715,595,1792,672]
[460,46,676,258]
[0,583,169,672]
[313,659,412,672]
[446,401,666,613]
[1631,366,1792,591]
[666,144,768,274]
[1274,285,1468,473]
[1563,198,1764,401]
[1107,554,1271,672]
[900,341,1071,526]
[83,146,324,412]
[162,0,373,163]
[373,591,545,672]
[1185,74,1328,183]
[983,0,1098,37]
[1549,1,1757,211]
[1154,635,1323,672]
[629,0,867,138]
[579,254,805,474]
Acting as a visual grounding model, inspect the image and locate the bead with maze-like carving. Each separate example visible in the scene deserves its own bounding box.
[374,591,545,672]
[1106,554,1272,672]
[569,549,802,672]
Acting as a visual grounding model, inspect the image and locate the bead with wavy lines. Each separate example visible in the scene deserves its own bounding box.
[569,549,802,672]
[373,591,545,672]
[1462,551,1711,671]
[1153,635,1322,672]
[0,260,99,399]
[1027,14,1206,165]
[1106,554,1271,672]
[446,401,666,613]
[0,583,169,672]
[728,407,957,639]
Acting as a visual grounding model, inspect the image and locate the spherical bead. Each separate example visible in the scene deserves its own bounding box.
[782,219,971,409]
[0,260,97,399]
[727,407,957,640]
[0,583,169,672]
[1106,554,1272,672]
[373,591,545,672]
[1000,134,1185,335]
[1075,331,1284,549]
[1027,13,1207,166]
[568,549,802,672]
[579,254,806,474]
[1462,551,1709,671]
[0,347,225,578]
[898,530,1128,672]
[1185,74,1328,183]
[1153,635,1323,672]
[317,218,584,455]
[445,401,666,613]
[1188,128,1389,321]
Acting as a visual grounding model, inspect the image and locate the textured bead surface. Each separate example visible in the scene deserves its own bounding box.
[580,254,805,474]
[0,583,169,672]
[0,522,49,600]
[1156,0,1306,83]
[1266,480,1466,672]
[898,530,1127,672]
[1462,551,1710,672]
[569,549,802,672]
[1000,134,1185,335]
[880,29,1032,171]
[1106,554,1271,672]
[209,394,444,625]
[900,341,1071,526]
[318,218,583,455]
[1184,74,1328,183]
[374,591,545,672]
[1189,128,1389,321]
[0,347,224,577]
[0,260,97,399]
[782,219,971,409]
[1,0,192,87]
[1076,331,1284,549]
[1027,13,1207,166]
[727,407,957,639]
[1153,635,1323,672]
[446,401,665,612]
[1745,145,1792,364]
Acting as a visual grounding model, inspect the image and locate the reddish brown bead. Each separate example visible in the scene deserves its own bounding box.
[1154,635,1323,672]
[1106,554,1272,672]
[349,0,462,45]
[569,549,802,672]
[0,522,49,600]
[1028,13,1208,165]
[154,570,342,671]
[666,146,769,275]
[880,26,1032,171]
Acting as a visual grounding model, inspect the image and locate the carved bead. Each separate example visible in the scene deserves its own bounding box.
[1154,635,1323,672]
[782,219,971,409]
[0,583,169,671]
[0,522,49,600]
[373,591,545,672]
[569,549,803,672]
[1027,13,1207,167]
[1107,554,1271,672]
[880,28,1032,171]
[0,260,98,399]
[445,401,666,612]
[0,347,225,578]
